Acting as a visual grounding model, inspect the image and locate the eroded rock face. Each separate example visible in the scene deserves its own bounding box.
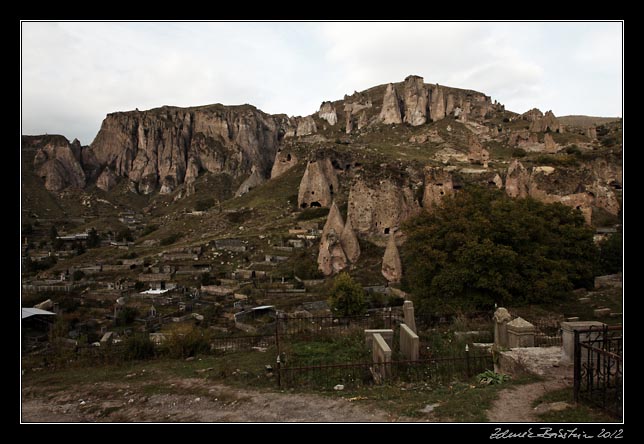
[423,166,454,210]
[96,167,118,192]
[88,105,285,195]
[402,75,428,126]
[29,135,86,191]
[467,134,490,166]
[348,179,421,235]
[340,216,361,264]
[270,149,298,179]
[296,116,317,136]
[235,167,266,196]
[318,102,337,126]
[586,126,597,140]
[298,158,339,209]
[543,133,557,153]
[318,202,348,276]
[379,83,403,124]
[529,110,561,133]
[429,84,446,122]
[382,233,402,283]
[505,159,530,198]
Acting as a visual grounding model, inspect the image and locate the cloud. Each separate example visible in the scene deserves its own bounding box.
[21,22,622,144]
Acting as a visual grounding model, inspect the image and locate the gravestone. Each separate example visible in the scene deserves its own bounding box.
[364,329,394,348]
[400,323,419,360]
[560,321,605,364]
[403,300,417,334]
[593,308,611,318]
[493,307,512,348]
[372,333,392,382]
[506,317,536,348]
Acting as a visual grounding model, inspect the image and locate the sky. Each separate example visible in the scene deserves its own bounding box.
[21,21,623,145]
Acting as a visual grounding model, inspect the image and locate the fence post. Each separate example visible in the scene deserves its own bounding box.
[276,354,281,388]
[465,344,470,378]
[573,329,580,403]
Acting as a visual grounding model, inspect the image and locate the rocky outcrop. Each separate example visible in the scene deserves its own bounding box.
[318,202,348,276]
[586,126,597,140]
[379,83,403,124]
[318,102,337,126]
[492,173,504,189]
[505,159,530,198]
[382,233,402,283]
[402,75,428,126]
[467,134,490,166]
[88,104,286,195]
[529,110,562,133]
[29,135,86,191]
[296,116,317,136]
[543,133,557,153]
[518,108,543,122]
[298,159,339,209]
[96,167,118,192]
[235,167,266,196]
[344,94,373,134]
[340,216,361,264]
[270,149,298,179]
[423,166,454,210]
[348,179,421,235]
[429,84,446,122]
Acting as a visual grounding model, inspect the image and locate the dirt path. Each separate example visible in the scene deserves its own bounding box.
[22,378,406,423]
[486,379,568,423]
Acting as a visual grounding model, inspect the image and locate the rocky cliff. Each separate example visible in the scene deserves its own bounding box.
[87,104,290,195]
[25,135,86,192]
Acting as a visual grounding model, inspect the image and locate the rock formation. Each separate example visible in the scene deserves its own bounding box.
[270,149,298,179]
[423,167,454,210]
[529,110,562,133]
[296,116,317,136]
[87,105,288,195]
[429,84,446,122]
[318,201,349,276]
[586,126,597,139]
[505,159,530,198]
[235,167,265,196]
[543,133,557,153]
[402,75,428,126]
[29,135,86,191]
[298,158,339,209]
[348,179,421,235]
[340,216,361,264]
[379,83,403,124]
[96,167,118,192]
[467,134,490,166]
[318,101,338,126]
[381,233,402,283]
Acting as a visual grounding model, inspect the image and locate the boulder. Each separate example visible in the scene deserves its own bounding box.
[402,75,428,126]
[379,83,403,124]
[318,101,337,126]
[382,233,402,283]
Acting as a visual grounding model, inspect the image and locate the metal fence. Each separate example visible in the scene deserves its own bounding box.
[573,325,623,418]
[211,334,275,352]
[277,312,396,335]
[277,351,493,389]
[533,319,563,347]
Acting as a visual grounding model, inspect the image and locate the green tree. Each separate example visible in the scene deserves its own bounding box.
[87,228,100,248]
[328,272,366,316]
[597,232,622,275]
[116,227,133,242]
[402,186,597,314]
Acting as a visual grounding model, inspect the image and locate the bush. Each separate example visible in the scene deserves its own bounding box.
[565,145,582,156]
[328,272,366,316]
[293,251,324,280]
[296,207,330,221]
[195,198,215,212]
[402,186,597,313]
[141,224,159,236]
[72,270,85,281]
[115,307,139,326]
[163,326,211,359]
[116,228,133,242]
[124,334,156,360]
[597,232,622,275]
[160,233,181,246]
[87,228,100,248]
[511,148,527,158]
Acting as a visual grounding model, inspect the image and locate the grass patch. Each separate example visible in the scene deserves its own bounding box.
[533,387,619,423]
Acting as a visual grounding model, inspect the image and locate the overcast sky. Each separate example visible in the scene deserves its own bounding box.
[21,21,622,145]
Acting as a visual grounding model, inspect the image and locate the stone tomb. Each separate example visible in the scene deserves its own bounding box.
[371,333,392,382]
[560,321,605,364]
[365,329,394,348]
[506,317,536,348]
[493,307,512,348]
[402,300,417,334]
[400,323,419,361]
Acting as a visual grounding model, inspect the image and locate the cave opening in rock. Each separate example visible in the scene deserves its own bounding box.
[384,227,390,234]
[310,201,321,208]
[329,184,334,195]
[300,203,308,209]
[286,153,291,161]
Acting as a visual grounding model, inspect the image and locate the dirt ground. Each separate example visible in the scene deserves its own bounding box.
[21,378,409,423]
